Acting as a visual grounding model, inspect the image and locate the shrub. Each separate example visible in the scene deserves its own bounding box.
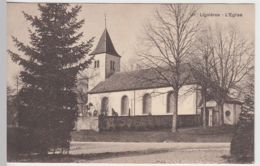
[8,127,51,156]
[230,108,254,163]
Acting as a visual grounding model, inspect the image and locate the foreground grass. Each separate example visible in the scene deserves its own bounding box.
[8,125,236,163]
[72,125,235,142]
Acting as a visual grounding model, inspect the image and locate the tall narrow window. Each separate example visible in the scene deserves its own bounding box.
[143,94,151,114]
[121,95,129,115]
[110,60,115,70]
[97,60,99,68]
[94,60,99,68]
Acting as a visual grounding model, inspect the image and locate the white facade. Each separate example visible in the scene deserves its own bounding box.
[87,53,120,90]
[203,100,242,126]
[223,103,241,125]
[88,84,198,116]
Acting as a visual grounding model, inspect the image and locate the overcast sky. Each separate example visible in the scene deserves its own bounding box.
[7,3,254,87]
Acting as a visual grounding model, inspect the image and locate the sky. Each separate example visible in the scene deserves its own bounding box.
[7,3,255,87]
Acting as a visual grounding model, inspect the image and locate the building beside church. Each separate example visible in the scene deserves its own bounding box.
[76,28,242,130]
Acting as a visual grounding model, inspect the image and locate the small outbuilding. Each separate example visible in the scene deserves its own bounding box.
[200,99,242,126]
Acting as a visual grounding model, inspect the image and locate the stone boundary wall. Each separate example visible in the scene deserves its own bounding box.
[75,117,99,131]
[98,115,202,131]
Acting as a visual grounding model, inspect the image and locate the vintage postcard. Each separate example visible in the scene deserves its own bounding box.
[7,2,255,164]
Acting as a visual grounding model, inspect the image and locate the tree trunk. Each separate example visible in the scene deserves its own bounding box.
[217,100,224,125]
[202,91,207,128]
[39,148,48,156]
[171,90,178,132]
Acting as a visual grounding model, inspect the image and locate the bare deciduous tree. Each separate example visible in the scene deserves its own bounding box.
[189,27,213,128]
[139,4,200,132]
[210,26,253,125]
[192,25,254,125]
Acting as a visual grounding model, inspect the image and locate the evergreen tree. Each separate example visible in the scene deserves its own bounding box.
[8,3,94,154]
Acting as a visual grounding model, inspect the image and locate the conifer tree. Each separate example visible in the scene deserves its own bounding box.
[8,3,93,154]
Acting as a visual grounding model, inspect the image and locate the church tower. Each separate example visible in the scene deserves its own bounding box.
[88,28,121,90]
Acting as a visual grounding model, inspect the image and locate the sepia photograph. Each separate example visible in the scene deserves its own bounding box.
[6,1,255,164]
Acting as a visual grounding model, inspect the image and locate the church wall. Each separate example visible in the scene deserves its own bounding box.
[223,103,241,125]
[133,85,197,115]
[87,53,121,90]
[88,90,134,116]
[88,84,198,116]
[179,85,198,115]
[87,53,107,90]
[235,104,241,123]
[105,53,120,78]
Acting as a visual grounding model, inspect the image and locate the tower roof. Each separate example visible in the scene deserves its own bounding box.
[90,29,120,57]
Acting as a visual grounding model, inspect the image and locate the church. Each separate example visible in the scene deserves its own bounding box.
[77,28,242,130]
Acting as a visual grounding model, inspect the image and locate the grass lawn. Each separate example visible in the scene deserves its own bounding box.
[8,125,236,163]
[72,125,235,142]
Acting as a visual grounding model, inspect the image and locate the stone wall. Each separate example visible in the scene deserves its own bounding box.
[98,115,202,131]
[75,117,99,131]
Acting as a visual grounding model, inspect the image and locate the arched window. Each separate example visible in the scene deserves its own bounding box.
[121,95,129,116]
[101,97,109,116]
[143,94,151,114]
[167,92,175,113]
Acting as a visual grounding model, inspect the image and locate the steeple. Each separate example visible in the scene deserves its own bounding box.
[90,29,121,57]
[88,28,121,90]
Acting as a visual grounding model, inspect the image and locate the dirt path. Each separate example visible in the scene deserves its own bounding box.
[69,142,230,163]
[89,148,229,163]
[8,142,230,163]
[70,142,230,154]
